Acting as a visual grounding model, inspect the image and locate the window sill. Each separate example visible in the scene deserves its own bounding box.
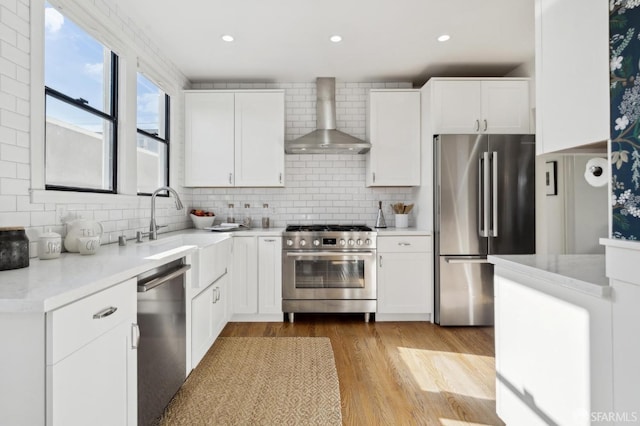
[30,188,140,205]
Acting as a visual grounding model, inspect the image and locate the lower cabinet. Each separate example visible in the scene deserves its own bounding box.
[191,273,228,368]
[47,278,137,425]
[231,236,282,321]
[494,266,612,425]
[376,235,433,321]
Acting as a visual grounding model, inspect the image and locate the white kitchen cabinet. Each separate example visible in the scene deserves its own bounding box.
[231,235,282,321]
[376,235,432,321]
[184,92,235,187]
[430,78,530,134]
[231,236,259,315]
[191,272,228,367]
[47,279,137,426]
[366,90,421,186]
[535,0,609,154]
[184,90,285,187]
[258,237,283,314]
[494,266,612,425]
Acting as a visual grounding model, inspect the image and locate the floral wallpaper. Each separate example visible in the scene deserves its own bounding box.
[611,0,640,240]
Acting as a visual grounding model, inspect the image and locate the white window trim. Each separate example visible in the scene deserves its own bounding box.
[30,0,185,205]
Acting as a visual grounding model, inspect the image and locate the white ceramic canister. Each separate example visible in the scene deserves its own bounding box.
[38,229,62,260]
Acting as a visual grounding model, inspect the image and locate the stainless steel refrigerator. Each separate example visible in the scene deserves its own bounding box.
[434,134,535,326]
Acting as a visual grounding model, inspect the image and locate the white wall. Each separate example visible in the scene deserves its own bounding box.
[536,154,608,254]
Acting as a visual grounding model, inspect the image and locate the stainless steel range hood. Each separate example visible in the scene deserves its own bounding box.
[285,78,371,154]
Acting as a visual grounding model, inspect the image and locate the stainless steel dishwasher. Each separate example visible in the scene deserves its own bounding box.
[136,258,190,425]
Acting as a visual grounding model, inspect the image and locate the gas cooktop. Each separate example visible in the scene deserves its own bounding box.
[285,224,373,232]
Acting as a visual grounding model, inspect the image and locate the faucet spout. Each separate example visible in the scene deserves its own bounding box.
[149,186,184,240]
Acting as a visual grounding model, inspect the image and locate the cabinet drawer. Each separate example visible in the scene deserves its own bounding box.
[47,279,136,365]
[377,236,431,253]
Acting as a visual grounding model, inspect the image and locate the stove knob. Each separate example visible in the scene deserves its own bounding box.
[348,239,355,246]
[365,239,372,245]
[300,239,307,247]
[286,239,294,247]
[313,239,320,247]
[339,239,346,246]
[357,239,363,245]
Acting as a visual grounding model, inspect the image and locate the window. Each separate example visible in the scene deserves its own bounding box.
[44,2,118,193]
[136,73,170,195]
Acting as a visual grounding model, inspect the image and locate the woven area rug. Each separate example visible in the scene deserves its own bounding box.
[159,337,342,425]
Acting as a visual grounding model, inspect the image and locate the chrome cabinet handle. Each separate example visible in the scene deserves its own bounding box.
[379,255,383,268]
[216,287,221,302]
[373,172,376,183]
[483,119,488,132]
[93,306,118,319]
[264,239,276,242]
[475,120,480,132]
[131,323,140,349]
[398,242,411,246]
[228,173,233,184]
[279,173,282,184]
[212,287,218,304]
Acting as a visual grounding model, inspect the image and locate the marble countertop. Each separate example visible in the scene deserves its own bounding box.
[0,231,233,313]
[488,254,609,298]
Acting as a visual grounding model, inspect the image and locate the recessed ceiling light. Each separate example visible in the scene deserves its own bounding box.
[437,34,451,42]
[329,35,342,43]
[221,35,234,42]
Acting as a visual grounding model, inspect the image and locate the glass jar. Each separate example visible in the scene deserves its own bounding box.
[243,204,251,227]
[0,227,29,270]
[262,203,270,228]
[227,203,235,223]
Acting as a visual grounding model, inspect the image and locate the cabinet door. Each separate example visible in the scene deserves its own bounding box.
[48,321,136,426]
[211,273,228,338]
[191,284,214,367]
[232,237,258,314]
[431,80,482,134]
[184,92,235,187]
[367,91,421,186]
[481,80,530,134]
[535,0,609,154]
[234,92,285,187]
[377,252,431,314]
[258,237,283,314]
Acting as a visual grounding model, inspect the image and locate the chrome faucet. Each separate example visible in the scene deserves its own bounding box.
[148,186,184,240]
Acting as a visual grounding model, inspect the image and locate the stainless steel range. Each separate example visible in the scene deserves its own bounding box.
[282,225,377,322]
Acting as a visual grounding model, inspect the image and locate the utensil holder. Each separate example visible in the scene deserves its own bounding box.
[395,214,409,228]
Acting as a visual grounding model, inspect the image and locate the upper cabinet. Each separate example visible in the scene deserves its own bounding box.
[366,90,421,187]
[535,0,609,154]
[184,90,285,187]
[430,78,531,134]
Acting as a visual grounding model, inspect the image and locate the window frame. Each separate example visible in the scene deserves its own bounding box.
[43,22,119,194]
[136,80,170,196]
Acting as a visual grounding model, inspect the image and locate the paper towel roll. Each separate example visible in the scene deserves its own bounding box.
[584,157,608,187]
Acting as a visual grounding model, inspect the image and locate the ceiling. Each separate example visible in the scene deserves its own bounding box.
[113,0,535,85]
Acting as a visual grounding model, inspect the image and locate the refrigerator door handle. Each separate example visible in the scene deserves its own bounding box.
[444,256,490,264]
[478,155,489,237]
[482,152,491,237]
[491,151,499,237]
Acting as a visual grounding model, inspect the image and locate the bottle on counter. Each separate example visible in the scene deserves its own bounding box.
[243,204,251,227]
[262,203,270,228]
[227,203,235,223]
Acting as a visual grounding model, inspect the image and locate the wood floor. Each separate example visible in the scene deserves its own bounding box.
[220,314,504,426]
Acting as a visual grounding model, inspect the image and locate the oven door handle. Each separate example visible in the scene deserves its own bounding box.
[285,251,375,257]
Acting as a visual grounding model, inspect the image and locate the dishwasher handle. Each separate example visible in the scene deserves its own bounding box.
[137,264,191,292]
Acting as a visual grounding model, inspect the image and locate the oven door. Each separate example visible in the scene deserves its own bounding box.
[283,251,376,300]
